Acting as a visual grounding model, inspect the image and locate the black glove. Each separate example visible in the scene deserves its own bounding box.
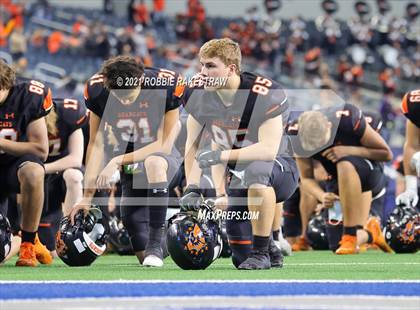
[179,185,203,211]
[196,150,222,169]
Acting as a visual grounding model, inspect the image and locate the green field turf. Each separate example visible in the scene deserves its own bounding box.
[1,251,419,281]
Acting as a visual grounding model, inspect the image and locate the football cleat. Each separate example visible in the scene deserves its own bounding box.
[16,242,39,267]
[269,238,284,268]
[274,237,292,256]
[237,250,271,270]
[366,217,394,253]
[34,234,53,265]
[143,246,164,267]
[335,235,359,255]
[292,236,311,251]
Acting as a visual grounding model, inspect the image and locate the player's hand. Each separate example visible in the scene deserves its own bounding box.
[395,190,419,208]
[196,150,222,169]
[68,200,91,225]
[179,185,203,211]
[321,146,353,163]
[411,151,420,177]
[322,192,339,209]
[97,161,119,189]
[0,138,6,153]
[315,203,325,214]
[214,195,228,211]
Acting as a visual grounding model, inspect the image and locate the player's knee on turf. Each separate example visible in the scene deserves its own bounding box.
[18,162,45,189]
[144,155,168,182]
[62,168,83,188]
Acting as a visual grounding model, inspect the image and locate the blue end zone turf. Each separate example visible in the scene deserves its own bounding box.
[1,281,419,300]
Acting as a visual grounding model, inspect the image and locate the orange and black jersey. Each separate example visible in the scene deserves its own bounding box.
[286,103,371,177]
[84,67,184,154]
[183,72,288,151]
[0,80,52,164]
[46,98,88,162]
[401,89,420,128]
[363,110,383,133]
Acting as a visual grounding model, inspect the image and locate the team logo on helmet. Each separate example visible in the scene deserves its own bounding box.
[396,220,419,244]
[55,231,68,256]
[185,224,208,256]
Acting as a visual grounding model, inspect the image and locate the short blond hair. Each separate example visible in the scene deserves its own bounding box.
[0,60,16,90]
[199,38,241,74]
[298,111,330,151]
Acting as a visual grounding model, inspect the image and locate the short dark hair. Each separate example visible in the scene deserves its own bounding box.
[100,56,145,90]
[0,60,16,90]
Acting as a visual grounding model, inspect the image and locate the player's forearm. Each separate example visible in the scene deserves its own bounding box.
[44,154,83,174]
[161,119,181,155]
[84,142,104,196]
[348,146,393,162]
[0,139,48,161]
[112,139,167,166]
[184,141,202,187]
[211,163,227,196]
[403,142,418,176]
[300,178,325,203]
[210,142,226,195]
[220,142,278,163]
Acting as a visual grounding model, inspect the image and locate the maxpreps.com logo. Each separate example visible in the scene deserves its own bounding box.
[197,209,259,221]
[184,224,208,256]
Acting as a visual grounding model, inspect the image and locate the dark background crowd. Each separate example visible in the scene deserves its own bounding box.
[0,0,418,151]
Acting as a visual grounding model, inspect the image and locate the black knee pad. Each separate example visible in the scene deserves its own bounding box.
[226,218,252,268]
[121,205,149,252]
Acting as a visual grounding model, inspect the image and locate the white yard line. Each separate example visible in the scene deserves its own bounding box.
[1,280,419,284]
[100,261,420,268]
[1,295,419,310]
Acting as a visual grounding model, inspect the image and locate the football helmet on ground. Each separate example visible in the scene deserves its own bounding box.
[384,204,419,253]
[166,200,223,270]
[0,213,12,263]
[56,208,108,266]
